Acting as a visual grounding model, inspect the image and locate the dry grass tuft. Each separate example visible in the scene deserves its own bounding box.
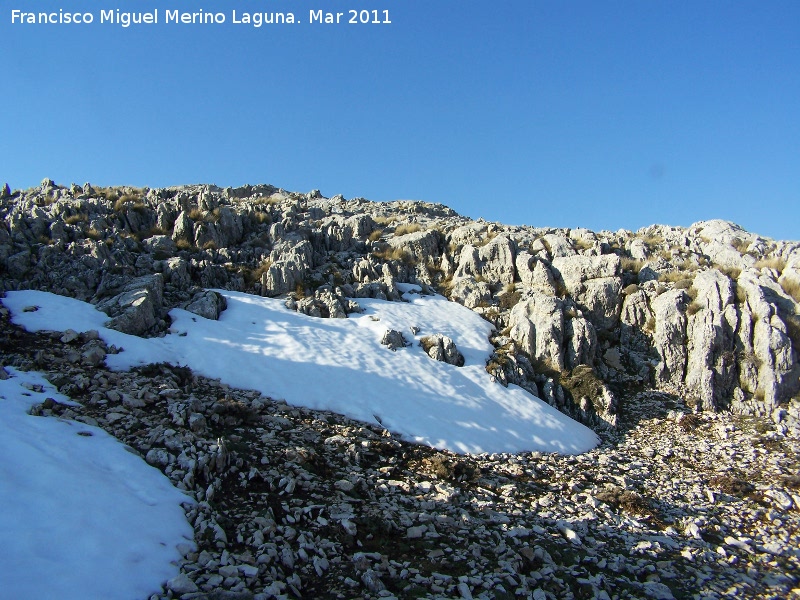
[620,258,644,274]
[394,223,423,236]
[372,246,415,264]
[780,278,800,303]
[755,257,786,273]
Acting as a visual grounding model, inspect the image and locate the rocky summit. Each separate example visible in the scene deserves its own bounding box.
[1,179,799,599]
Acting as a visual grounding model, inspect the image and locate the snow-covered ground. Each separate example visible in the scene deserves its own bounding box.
[0,368,194,599]
[3,286,598,455]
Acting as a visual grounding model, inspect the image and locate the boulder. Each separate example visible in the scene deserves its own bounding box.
[185,290,227,320]
[96,274,164,336]
[381,329,408,351]
[420,334,464,367]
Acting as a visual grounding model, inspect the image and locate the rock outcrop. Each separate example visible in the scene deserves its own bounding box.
[1,181,798,433]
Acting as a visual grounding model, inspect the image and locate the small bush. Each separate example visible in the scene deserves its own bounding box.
[730,237,750,254]
[499,289,521,310]
[623,283,639,295]
[642,233,665,249]
[368,229,383,242]
[755,257,786,273]
[372,246,415,265]
[709,475,754,497]
[253,195,283,206]
[84,228,102,241]
[64,213,87,225]
[673,278,693,290]
[620,258,644,274]
[437,276,456,297]
[176,239,194,250]
[254,211,271,225]
[719,266,741,280]
[246,259,273,286]
[686,300,703,315]
[394,223,422,236]
[734,283,747,304]
[780,279,800,303]
[187,208,204,221]
[658,271,686,283]
[202,240,218,250]
[113,193,144,212]
[784,315,800,349]
[373,215,397,226]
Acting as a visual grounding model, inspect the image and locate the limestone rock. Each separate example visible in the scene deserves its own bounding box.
[381,329,408,351]
[420,334,465,367]
[96,274,164,336]
[186,290,228,320]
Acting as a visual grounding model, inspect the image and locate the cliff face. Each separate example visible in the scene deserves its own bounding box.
[2,179,799,432]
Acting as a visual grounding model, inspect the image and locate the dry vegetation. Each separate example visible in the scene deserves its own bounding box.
[755,257,787,273]
[779,278,800,303]
[394,223,423,236]
[620,257,644,274]
[372,246,415,265]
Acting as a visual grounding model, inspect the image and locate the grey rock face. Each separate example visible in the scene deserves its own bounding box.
[509,293,566,371]
[420,334,464,367]
[381,329,408,351]
[96,274,164,336]
[1,180,798,431]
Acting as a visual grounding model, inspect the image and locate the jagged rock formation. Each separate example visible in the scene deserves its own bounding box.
[1,179,799,433]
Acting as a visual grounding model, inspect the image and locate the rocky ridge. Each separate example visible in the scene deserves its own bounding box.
[1,179,798,430]
[1,179,800,598]
[1,307,798,599]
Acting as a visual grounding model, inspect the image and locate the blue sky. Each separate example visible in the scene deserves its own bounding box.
[2,1,798,240]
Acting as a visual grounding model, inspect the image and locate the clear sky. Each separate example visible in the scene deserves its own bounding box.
[2,1,798,240]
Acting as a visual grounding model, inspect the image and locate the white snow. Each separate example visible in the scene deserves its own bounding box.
[3,287,598,455]
[0,368,194,600]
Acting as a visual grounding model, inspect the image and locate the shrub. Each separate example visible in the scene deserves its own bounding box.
[252,195,283,206]
[246,259,273,285]
[755,257,786,273]
[372,246,415,265]
[620,258,644,275]
[659,271,687,283]
[84,228,102,241]
[719,266,741,280]
[642,233,665,249]
[394,223,422,236]
[176,239,194,250]
[623,283,639,295]
[734,283,747,304]
[368,229,383,242]
[674,278,693,290]
[64,213,87,225]
[254,211,271,225]
[686,300,703,315]
[730,237,750,254]
[780,279,800,303]
[784,315,800,349]
[187,208,204,221]
[113,193,144,212]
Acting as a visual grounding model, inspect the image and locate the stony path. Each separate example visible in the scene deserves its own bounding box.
[2,314,799,600]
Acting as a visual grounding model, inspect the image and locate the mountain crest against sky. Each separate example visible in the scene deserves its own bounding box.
[2,179,799,430]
